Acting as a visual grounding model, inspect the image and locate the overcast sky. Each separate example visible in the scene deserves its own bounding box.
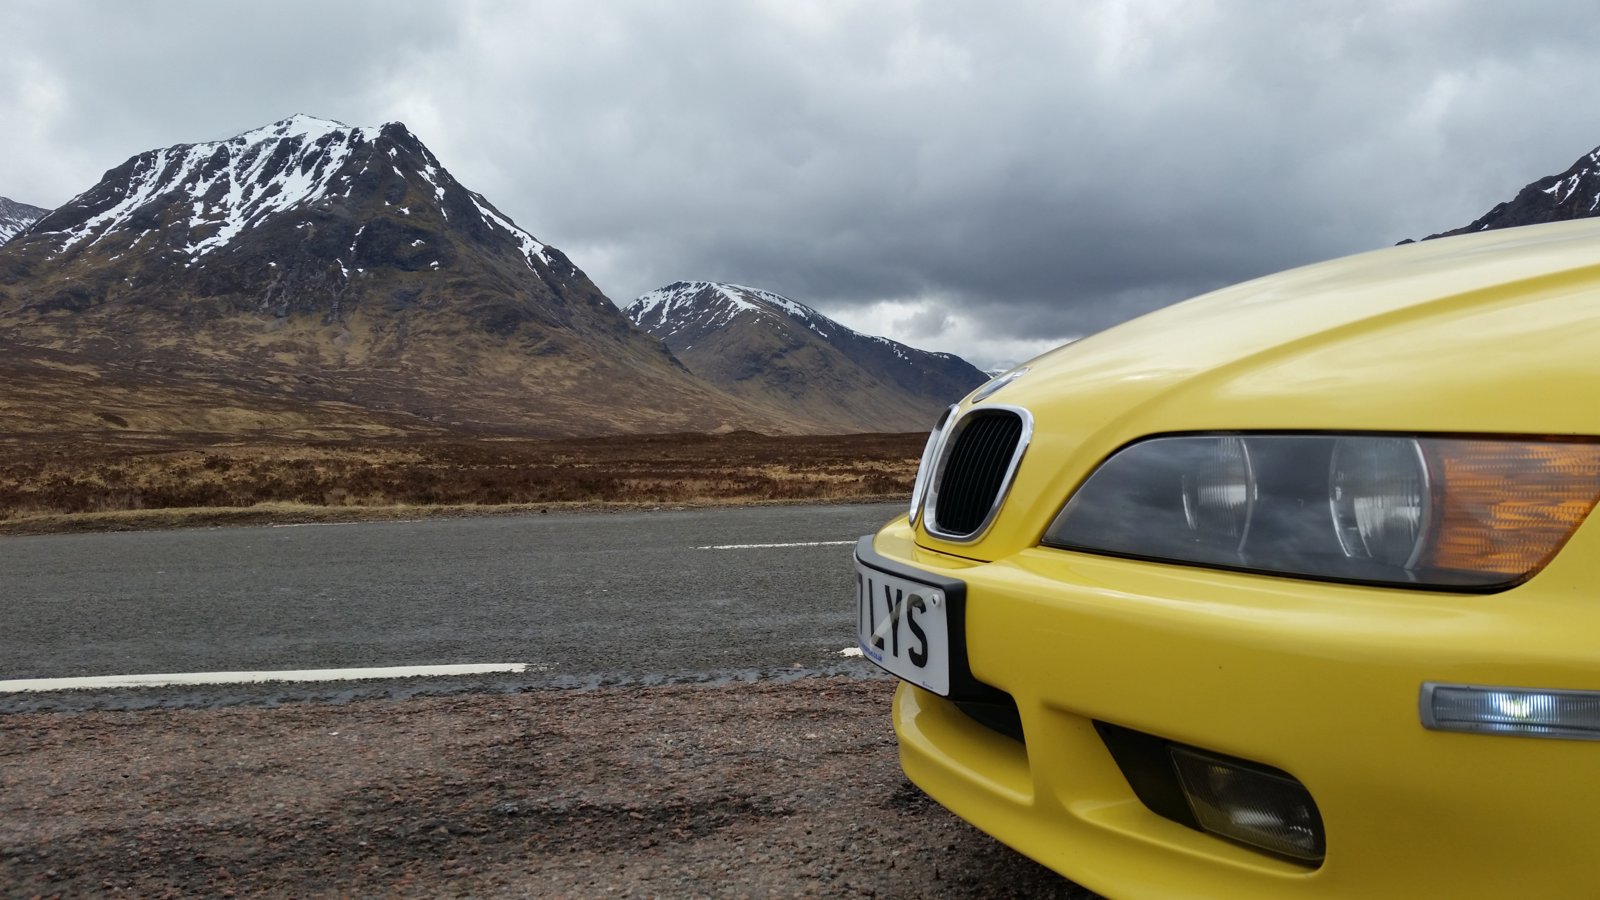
[6,1,1600,369]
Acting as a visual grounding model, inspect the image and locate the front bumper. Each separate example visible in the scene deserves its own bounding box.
[868,518,1600,899]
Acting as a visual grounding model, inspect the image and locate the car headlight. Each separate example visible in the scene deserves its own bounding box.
[1043,434,1600,590]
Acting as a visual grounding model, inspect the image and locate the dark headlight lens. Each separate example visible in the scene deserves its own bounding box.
[1044,434,1600,590]
[1330,437,1429,567]
[1180,436,1256,551]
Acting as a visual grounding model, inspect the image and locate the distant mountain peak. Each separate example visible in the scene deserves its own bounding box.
[626,280,985,432]
[32,116,384,262]
[0,197,50,245]
[628,280,841,340]
[234,114,367,143]
[1419,143,1600,240]
[15,114,554,279]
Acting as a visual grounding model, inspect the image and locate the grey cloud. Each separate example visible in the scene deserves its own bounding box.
[892,306,956,342]
[7,0,1600,367]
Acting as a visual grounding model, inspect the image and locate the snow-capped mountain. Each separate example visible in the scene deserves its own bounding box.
[631,281,846,339]
[0,117,797,438]
[0,197,49,245]
[626,281,986,432]
[6,115,577,312]
[1419,144,1600,240]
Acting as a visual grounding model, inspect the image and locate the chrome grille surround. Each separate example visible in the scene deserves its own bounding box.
[908,405,959,527]
[924,405,1033,543]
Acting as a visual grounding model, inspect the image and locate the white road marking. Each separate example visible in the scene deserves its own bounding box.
[270,519,424,528]
[0,663,537,694]
[696,540,857,550]
[838,647,864,658]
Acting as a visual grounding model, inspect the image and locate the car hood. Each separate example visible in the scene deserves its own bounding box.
[928,218,1600,560]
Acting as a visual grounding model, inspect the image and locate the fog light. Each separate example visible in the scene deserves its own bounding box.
[1422,683,1600,740]
[1170,746,1326,863]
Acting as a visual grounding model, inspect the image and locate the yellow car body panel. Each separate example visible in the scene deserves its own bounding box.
[866,219,1600,897]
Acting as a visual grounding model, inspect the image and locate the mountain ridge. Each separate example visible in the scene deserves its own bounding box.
[0,196,49,245]
[1419,144,1600,240]
[626,280,985,432]
[0,116,809,438]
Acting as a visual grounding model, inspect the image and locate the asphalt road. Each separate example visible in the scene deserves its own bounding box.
[0,502,902,711]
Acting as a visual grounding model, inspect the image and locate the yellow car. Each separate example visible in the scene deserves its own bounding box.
[855,217,1600,899]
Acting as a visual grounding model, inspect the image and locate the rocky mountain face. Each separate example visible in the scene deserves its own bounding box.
[0,116,800,438]
[0,197,49,245]
[1419,145,1600,240]
[626,281,985,432]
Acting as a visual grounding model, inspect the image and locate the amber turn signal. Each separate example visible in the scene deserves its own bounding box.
[1422,441,1600,579]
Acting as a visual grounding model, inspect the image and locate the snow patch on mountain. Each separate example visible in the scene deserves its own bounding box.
[43,116,373,259]
[469,193,549,267]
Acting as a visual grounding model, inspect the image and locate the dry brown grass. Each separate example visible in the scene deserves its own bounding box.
[0,431,924,534]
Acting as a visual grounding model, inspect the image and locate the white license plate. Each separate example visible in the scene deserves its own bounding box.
[856,560,950,696]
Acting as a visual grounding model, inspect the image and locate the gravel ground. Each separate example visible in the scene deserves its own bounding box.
[0,677,1101,898]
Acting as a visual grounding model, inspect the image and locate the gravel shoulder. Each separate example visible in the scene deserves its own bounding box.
[1,677,1099,898]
